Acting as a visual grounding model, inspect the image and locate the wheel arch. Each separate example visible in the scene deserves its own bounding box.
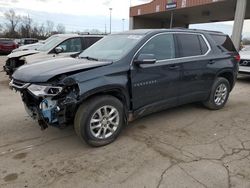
[79,85,131,111]
[216,70,235,91]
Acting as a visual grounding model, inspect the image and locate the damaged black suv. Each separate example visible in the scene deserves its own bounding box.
[10,29,239,146]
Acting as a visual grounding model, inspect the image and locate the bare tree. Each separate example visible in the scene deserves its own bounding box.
[56,23,66,34]
[19,15,33,38]
[46,20,54,36]
[4,9,21,37]
[37,24,46,38]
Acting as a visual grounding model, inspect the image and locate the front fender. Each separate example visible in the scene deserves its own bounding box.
[77,75,130,107]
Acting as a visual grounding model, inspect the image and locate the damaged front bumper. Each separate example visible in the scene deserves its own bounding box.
[4,57,26,76]
[10,79,79,130]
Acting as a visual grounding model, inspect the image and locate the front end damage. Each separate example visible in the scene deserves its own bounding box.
[10,77,80,130]
[4,57,26,76]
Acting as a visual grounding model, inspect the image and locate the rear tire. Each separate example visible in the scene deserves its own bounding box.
[74,95,124,147]
[203,77,230,110]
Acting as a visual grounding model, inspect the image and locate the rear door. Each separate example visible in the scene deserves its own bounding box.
[175,33,213,104]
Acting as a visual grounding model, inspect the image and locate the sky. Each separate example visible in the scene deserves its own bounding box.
[0,0,250,37]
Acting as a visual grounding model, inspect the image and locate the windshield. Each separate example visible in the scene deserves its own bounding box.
[43,35,57,44]
[37,36,62,52]
[79,34,143,61]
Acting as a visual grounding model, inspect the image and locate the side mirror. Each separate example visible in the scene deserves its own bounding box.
[55,46,63,54]
[135,54,156,65]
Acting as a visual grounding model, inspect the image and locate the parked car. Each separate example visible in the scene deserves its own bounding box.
[4,34,103,75]
[0,38,18,54]
[10,29,239,147]
[239,45,250,74]
[19,38,39,46]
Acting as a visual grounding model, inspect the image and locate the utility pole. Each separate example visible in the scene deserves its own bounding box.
[122,18,125,31]
[28,14,31,38]
[231,0,247,50]
[170,12,173,29]
[109,8,112,34]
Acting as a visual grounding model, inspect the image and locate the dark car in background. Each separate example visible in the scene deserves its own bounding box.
[19,38,39,46]
[0,38,18,54]
[4,34,103,75]
[10,29,239,147]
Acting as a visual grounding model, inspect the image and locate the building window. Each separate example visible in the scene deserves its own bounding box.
[156,5,160,12]
[181,0,186,8]
[138,9,141,15]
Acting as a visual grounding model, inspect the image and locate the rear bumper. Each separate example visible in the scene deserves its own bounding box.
[0,49,13,54]
[239,66,250,74]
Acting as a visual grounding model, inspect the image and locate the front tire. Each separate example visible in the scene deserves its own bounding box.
[74,95,124,147]
[203,77,230,110]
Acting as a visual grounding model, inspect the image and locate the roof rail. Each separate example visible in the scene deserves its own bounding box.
[173,27,223,34]
[188,28,223,34]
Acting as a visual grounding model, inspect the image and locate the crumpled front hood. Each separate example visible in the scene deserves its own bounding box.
[7,49,40,58]
[12,57,112,83]
[25,53,53,64]
[18,43,43,50]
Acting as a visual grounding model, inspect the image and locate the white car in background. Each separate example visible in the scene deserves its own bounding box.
[239,45,250,74]
[3,34,103,76]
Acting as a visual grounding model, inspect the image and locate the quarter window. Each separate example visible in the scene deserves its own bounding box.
[84,37,101,49]
[210,34,236,52]
[198,35,209,54]
[138,34,175,61]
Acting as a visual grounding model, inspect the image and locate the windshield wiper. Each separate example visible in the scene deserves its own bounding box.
[80,56,99,61]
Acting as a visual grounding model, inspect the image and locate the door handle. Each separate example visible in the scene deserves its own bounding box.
[169,65,180,70]
[208,60,216,65]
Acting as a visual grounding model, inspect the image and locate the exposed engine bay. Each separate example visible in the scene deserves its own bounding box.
[10,76,80,130]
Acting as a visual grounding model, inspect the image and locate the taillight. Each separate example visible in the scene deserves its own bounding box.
[13,43,18,49]
[234,54,240,63]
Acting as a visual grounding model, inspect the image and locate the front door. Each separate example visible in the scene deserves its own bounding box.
[130,33,181,114]
[54,37,83,58]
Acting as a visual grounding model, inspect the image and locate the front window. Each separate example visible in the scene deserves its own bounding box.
[79,34,143,61]
[57,38,82,53]
[138,34,175,61]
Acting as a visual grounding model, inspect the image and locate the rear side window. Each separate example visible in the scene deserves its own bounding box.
[176,34,208,57]
[0,39,14,44]
[84,37,102,49]
[210,34,236,52]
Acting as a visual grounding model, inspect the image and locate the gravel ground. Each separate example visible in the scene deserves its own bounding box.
[1,55,250,188]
